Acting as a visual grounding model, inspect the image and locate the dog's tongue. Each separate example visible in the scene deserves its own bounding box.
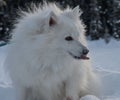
[80,55,90,60]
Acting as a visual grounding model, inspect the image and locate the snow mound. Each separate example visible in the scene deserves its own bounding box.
[80,95,100,100]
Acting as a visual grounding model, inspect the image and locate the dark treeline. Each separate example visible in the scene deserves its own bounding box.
[0,0,120,43]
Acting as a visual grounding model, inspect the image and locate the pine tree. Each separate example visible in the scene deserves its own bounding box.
[0,0,120,43]
[112,0,120,40]
[0,0,11,43]
[88,0,102,40]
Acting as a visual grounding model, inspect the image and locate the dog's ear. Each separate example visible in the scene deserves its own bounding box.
[49,14,57,26]
[72,6,82,17]
[45,11,57,27]
[43,11,58,32]
[65,6,82,19]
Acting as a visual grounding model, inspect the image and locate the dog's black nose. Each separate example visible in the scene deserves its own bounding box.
[82,49,89,55]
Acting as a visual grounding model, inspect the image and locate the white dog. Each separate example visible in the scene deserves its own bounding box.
[6,3,100,100]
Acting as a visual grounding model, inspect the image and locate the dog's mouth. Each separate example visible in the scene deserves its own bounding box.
[68,52,90,60]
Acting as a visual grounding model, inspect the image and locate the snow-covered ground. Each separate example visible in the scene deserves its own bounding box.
[0,39,120,100]
[88,39,120,100]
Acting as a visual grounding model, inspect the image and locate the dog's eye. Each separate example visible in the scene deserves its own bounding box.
[65,36,73,41]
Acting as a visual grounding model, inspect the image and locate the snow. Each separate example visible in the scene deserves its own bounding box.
[0,45,12,87]
[0,39,120,100]
[88,39,120,100]
[80,95,100,100]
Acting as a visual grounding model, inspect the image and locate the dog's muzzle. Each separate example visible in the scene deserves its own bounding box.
[68,48,90,60]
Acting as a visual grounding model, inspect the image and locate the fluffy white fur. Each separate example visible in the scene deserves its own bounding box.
[6,3,100,100]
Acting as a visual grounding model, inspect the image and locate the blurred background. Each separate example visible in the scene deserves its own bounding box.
[0,0,120,46]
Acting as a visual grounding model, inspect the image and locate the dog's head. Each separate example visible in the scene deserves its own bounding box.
[12,3,89,60]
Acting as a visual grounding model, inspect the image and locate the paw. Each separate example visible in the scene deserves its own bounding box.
[66,96,72,100]
[64,96,78,100]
